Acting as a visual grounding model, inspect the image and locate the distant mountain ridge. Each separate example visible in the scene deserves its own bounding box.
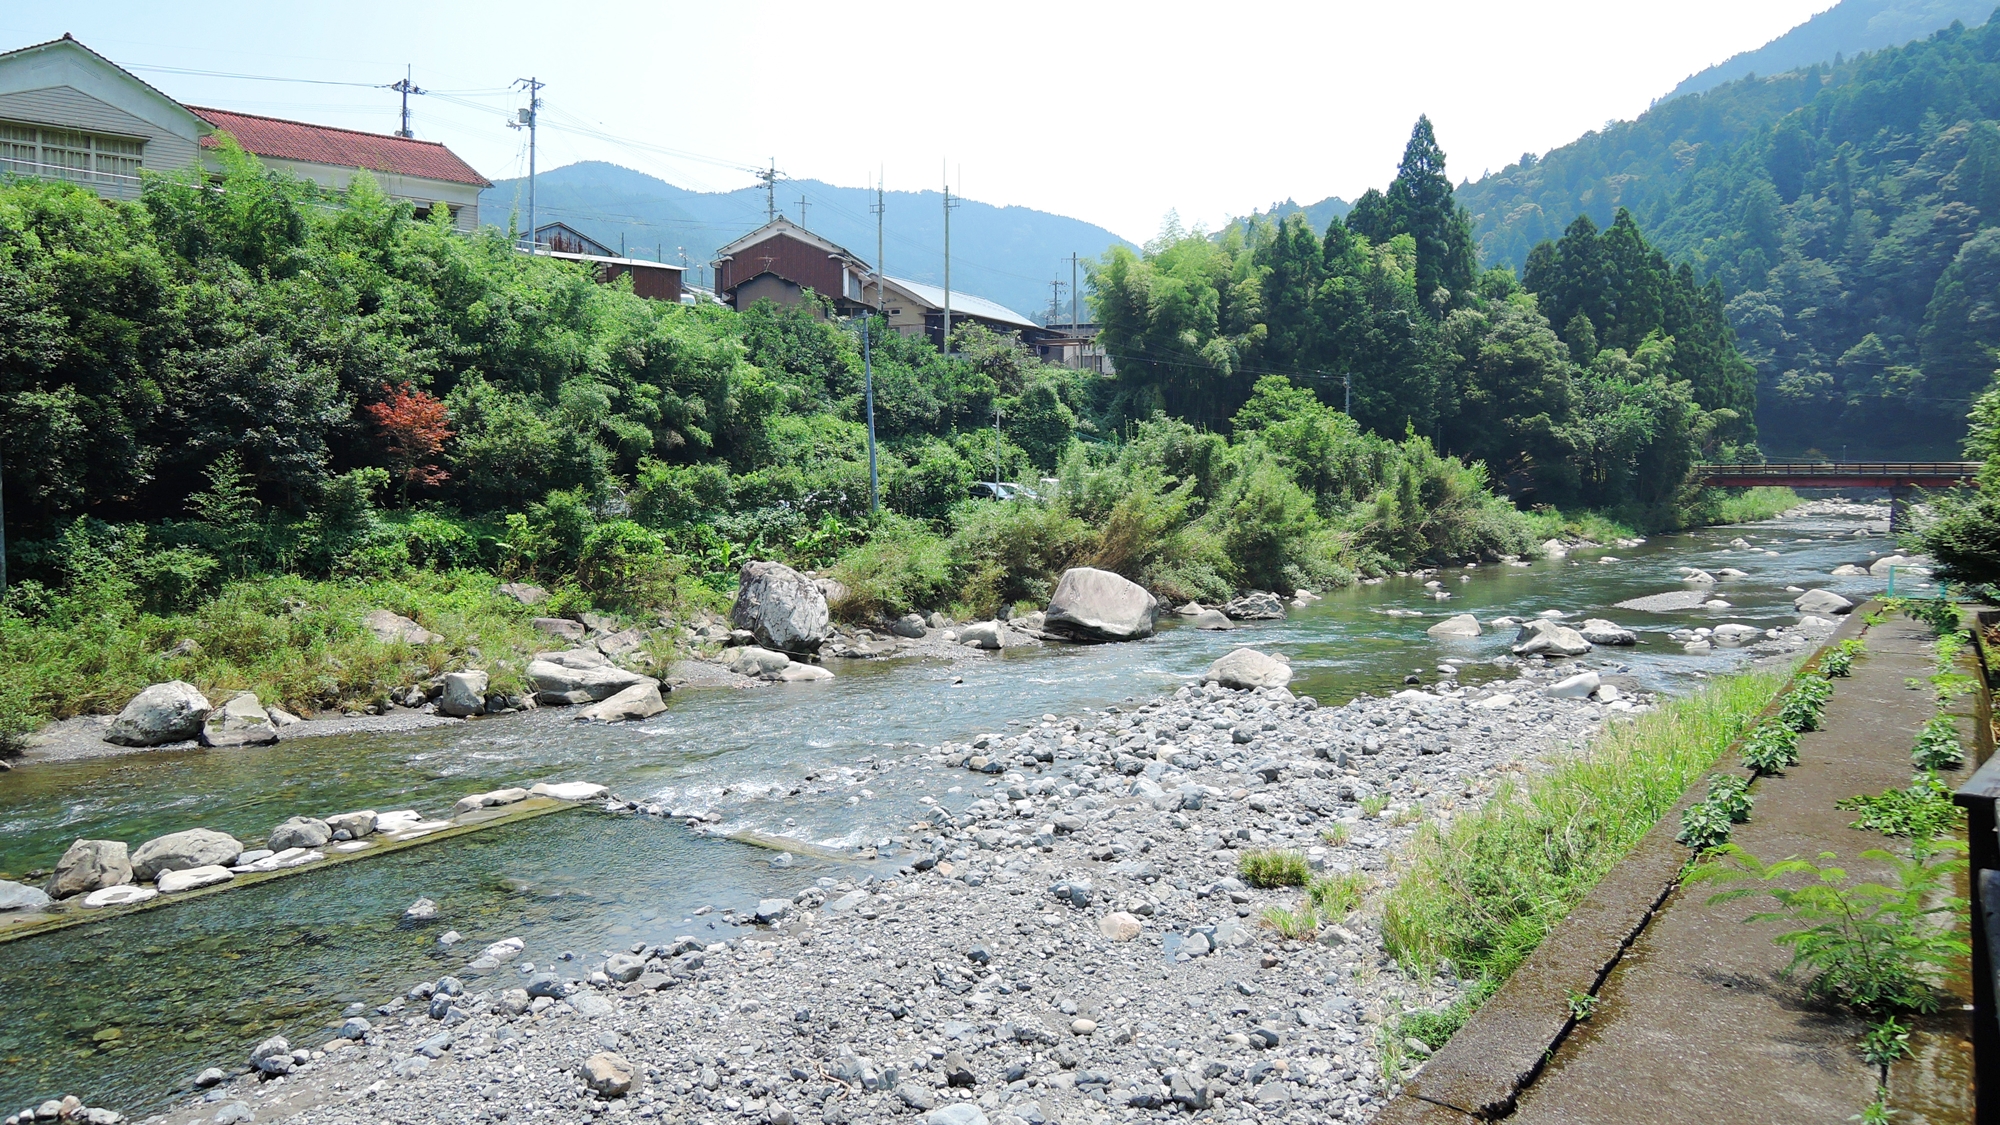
[1661,0,1998,103]
[480,162,1133,320]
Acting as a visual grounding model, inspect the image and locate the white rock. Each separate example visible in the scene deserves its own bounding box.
[362,609,441,645]
[1545,671,1601,699]
[200,691,278,747]
[1682,569,1716,585]
[1042,567,1159,642]
[1540,539,1569,558]
[1472,693,1517,710]
[729,560,832,652]
[1577,619,1637,645]
[959,621,1005,650]
[1711,623,1762,646]
[157,865,234,894]
[1512,619,1591,657]
[1794,588,1854,616]
[1202,648,1293,691]
[105,681,213,746]
[81,884,158,909]
[1426,614,1482,638]
[773,663,835,683]
[1870,554,1931,576]
[453,788,531,814]
[439,671,489,718]
[576,681,667,722]
[531,782,609,802]
[727,646,791,677]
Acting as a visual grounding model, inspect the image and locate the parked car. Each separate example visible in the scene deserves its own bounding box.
[969,481,1040,501]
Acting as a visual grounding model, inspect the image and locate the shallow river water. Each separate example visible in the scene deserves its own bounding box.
[0,505,1921,1114]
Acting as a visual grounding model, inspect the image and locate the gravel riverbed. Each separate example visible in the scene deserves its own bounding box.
[96,605,1831,1125]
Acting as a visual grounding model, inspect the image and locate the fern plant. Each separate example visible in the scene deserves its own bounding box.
[1692,843,1968,1014]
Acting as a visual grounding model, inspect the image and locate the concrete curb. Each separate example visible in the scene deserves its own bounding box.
[1376,606,1873,1121]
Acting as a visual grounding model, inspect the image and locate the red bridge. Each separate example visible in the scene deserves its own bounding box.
[1696,462,1982,529]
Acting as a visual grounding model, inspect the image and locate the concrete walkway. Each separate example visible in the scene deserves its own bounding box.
[1505,616,1969,1123]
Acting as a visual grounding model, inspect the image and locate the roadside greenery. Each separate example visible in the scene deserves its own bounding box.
[1382,669,1785,982]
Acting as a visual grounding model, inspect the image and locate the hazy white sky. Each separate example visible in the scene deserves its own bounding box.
[2,2,1835,241]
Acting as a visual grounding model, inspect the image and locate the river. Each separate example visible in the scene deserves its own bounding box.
[0,503,1917,1115]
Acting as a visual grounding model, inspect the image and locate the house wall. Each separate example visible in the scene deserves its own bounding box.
[718,232,844,299]
[602,261,682,303]
[734,273,811,314]
[0,42,205,200]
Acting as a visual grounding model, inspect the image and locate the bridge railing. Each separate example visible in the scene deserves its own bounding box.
[1696,461,1983,479]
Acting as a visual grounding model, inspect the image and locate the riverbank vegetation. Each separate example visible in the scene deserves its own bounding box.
[1380,668,1787,1049]
[0,126,1785,743]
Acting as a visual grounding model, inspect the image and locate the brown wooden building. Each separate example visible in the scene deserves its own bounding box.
[530,221,684,302]
[711,216,873,312]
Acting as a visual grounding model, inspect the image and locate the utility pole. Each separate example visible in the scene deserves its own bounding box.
[510,77,543,248]
[942,170,960,354]
[755,160,781,222]
[0,448,8,602]
[796,194,810,226]
[993,401,1003,489]
[1048,279,1066,325]
[1343,372,1352,415]
[870,172,886,310]
[864,318,879,513]
[1063,252,1080,330]
[391,65,425,138]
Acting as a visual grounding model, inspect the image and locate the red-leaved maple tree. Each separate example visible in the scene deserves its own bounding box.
[363,382,453,506]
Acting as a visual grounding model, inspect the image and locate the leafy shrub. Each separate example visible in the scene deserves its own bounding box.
[576,520,681,612]
[1677,800,1736,851]
[1694,842,1969,1014]
[1819,639,1864,677]
[1239,849,1311,888]
[1741,721,1802,775]
[945,499,1092,618]
[1780,675,1833,732]
[1911,715,1966,771]
[1707,774,1755,823]
[827,516,954,621]
[1838,773,1963,841]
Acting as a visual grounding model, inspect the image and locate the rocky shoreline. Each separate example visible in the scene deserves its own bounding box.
[88,601,1838,1125]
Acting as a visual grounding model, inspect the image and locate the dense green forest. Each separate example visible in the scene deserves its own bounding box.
[1094,118,1757,518]
[1455,13,2000,456]
[0,127,1792,740]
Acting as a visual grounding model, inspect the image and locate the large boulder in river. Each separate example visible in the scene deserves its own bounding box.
[1203,648,1293,691]
[1042,567,1159,642]
[1220,592,1287,621]
[729,561,831,653]
[958,621,1005,650]
[1578,619,1637,646]
[1869,554,1931,576]
[47,839,132,899]
[440,671,490,718]
[200,691,279,747]
[1512,619,1592,657]
[131,828,243,882]
[105,681,212,746]
[528,650,650,704]
[727,646,791,677]
[576,681,667,723]
[1426,614,1482,638]
[1794,588,1855,616]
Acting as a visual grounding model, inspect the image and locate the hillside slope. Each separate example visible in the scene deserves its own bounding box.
[481,162,1132,320]
[1663,0,1996,103]
[1454,16,2000,457]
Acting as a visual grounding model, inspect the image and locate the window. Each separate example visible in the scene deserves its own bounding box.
[0,121,145,192]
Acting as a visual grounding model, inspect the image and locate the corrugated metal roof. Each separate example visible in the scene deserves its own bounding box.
[188,106,491,188]
[884,276,1039,330]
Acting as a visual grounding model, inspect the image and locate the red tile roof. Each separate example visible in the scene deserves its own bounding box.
[188,106,491,188]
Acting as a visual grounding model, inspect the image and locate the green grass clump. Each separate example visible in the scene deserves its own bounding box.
[1239,849,1311,888]
[1706,486,1803,525]
[1383,670,1785,987]
[1741,721,1803,775]
[1308,871,1368,919]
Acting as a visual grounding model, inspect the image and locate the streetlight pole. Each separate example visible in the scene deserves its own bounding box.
[864,316,879,513]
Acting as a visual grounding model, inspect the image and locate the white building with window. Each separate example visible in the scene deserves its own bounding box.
[0,34,203,200]
[0,34,488,224]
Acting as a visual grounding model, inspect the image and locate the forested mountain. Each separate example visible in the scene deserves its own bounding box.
[1662,0,1995,103]
[1453,14,2000,456]
[481,162,1131,321]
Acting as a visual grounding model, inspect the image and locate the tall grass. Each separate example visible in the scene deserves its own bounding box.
[1383,669,1787,983]
[1707,486,1802,525]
